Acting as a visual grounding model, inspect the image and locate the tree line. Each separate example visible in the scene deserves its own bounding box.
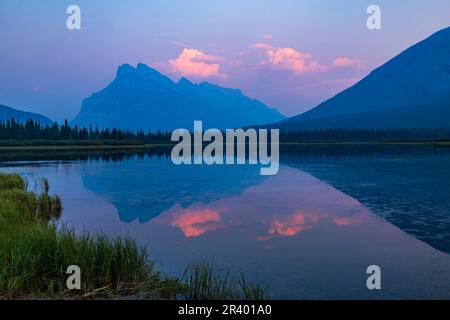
[1,118,450,144]
[0,118,171,143]
[280,128,450,142]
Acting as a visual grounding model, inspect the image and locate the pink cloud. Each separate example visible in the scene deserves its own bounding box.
[333,217,355,226]
[257,207,363,241]
[249,42,274,50]
[261,34,273,41]
[332,57,360,67]
[333,213,364,226]
[248,38,362,76]
[266,48,324,74]
[266,210,321,238]
[170,208,222,238]
[170,48,223,78]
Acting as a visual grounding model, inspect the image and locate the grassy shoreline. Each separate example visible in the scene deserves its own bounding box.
[0,173,268,300]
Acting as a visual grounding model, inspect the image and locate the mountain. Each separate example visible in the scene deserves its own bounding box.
[0,104,53,125]
[72,63,285,131]
[278,26,450,129]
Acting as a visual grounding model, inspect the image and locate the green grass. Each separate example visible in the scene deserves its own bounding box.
[182,262,268,300]
[0,173,27,191]
[0,172,269,300]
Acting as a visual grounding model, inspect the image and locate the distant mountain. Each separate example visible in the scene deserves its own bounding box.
[0,104,53,125]
[72,63,285,131]
[278,26,450,129]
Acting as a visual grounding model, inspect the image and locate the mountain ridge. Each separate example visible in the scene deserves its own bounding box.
[0,104,53,125]
[278,26,450,129]
[72,64,285,131]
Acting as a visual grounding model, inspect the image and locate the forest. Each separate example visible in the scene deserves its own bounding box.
[1,118,450,145]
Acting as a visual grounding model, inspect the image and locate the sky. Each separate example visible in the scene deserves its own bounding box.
[0,0,449,122]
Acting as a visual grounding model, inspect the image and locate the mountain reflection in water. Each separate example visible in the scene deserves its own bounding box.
[1,144,450,299]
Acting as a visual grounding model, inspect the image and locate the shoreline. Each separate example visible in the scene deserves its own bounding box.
[0,141,450,151]
[0,143,173,151]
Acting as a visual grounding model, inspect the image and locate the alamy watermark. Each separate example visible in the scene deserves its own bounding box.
[170,121,279,176]
[367,5,382,30]
[366,265,382,290]
[66,5,81,30]
[66,265,81,290]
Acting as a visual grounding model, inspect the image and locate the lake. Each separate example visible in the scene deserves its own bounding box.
[1,144,450,299]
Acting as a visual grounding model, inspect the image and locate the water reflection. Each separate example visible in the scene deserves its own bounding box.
[153,168,367,244]
[79,158,265,222]
[284,147,450,254]
[168,207,224,238]
[1,145,450,298]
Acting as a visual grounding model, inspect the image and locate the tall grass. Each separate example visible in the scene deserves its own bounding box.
[0,173,182,299]
[182,262,269,300]
[0,173,27,191]
[0,226,174,298]
[0,172,269,300]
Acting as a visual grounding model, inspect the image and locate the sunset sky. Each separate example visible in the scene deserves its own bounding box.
[1,0,449,121]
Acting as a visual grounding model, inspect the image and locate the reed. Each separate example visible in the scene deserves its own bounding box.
[182,261,268,300]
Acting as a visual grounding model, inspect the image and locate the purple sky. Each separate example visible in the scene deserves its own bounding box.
[0,0,449,121]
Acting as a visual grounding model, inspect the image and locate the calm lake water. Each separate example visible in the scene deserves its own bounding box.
[1,145,450,299]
